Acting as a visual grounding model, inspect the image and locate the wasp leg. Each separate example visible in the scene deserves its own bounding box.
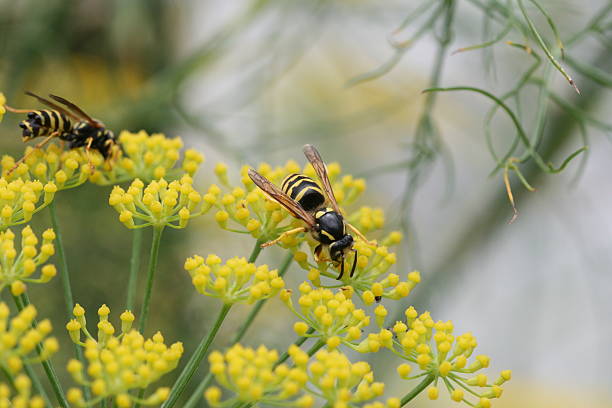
[346,223,376,246]
[84,137,95,171]
[8,132,58,175]
[261,227,306,248]
[314,245,323,262]
[3,105,34,114]
[337,258,345,280]
[350,249,358,278]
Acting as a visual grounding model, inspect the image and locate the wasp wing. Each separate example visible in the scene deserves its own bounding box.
[303,144,341,214]
[25,91,81,122]
[48,94,102,128]
[248,168,317,228]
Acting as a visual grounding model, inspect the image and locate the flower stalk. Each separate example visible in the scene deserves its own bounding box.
[49,200,91,402]
[12,293,68,408]
[138,225,164,333]
[162,303,232,408]
[127,227,143,310]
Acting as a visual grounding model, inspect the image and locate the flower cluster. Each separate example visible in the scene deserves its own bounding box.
[207,161,407,294]
[0,226,57,295]
[0,302,59,375]
[206,344,398,408]
[65,304,183,407]
[109,175,209,229]
[0,178,57,230]
[303,349,395,408]
[2,145,89,189]
[185,255,285,304]
[209,160,367,246]
[90,130,204,185]
[362,306,512,407]
[205,344,311,407]
[281,283,369,350]
[297,232,419,304]
[0,374,46,408]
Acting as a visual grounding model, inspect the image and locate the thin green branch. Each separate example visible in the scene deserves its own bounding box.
[183,250,293,408]
[346,1,447,86]
[12,294,68,408]
[517,0,579,93]
[162,304,232,408]
[48,200,91,402]
[423,86,551,170]
[400,374,436,406]
[138,226,164,334]
[452,19,512,54]
[126,228,143,311]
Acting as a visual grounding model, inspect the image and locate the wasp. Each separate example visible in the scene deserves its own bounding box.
[248,144,373,280]
[4,92,120,173]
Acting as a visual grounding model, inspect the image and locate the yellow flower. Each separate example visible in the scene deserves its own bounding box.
[108,175,208,229]
[307,349,385,407]
[386,306,511,406]
[281,283,369,349]
[66,304,182,407]
[90,130,204,185]
[2,144,89,189]
[0,226,57,294]
[205,344,308,406]
[0,374,47,407]
[0,178,57,229]
[185,255,285,304]
[0,302,58,375]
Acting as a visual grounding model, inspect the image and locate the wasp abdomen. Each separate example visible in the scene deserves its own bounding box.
[281,173,325,212]
[19,110,72,141]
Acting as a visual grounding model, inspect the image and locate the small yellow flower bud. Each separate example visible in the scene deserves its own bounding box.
[427,386,439,400]
[451,388,464,402]
[10,281,26,296]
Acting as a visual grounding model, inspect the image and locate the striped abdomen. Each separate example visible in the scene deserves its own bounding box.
[281,173,325,212]
[19,110,72,141]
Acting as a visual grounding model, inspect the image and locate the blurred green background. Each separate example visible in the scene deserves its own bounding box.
[1,0,611,406]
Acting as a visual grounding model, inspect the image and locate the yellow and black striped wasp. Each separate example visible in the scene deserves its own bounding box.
[248,144,373,280]
[4,92,120,173]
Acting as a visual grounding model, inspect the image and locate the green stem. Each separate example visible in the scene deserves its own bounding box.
[182,250,292,408]
[23,363,53,408]
[126,228,143,311]
[274,328,315,368]
[306,339,325,357]
[12,293,69,408]
[138,226,164,334]
[48,201,74,318]
[162,304,232,408]
[48,200,91,402]
[229,252,291,344]
[400,374,436,406]
[247,239,264,262]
